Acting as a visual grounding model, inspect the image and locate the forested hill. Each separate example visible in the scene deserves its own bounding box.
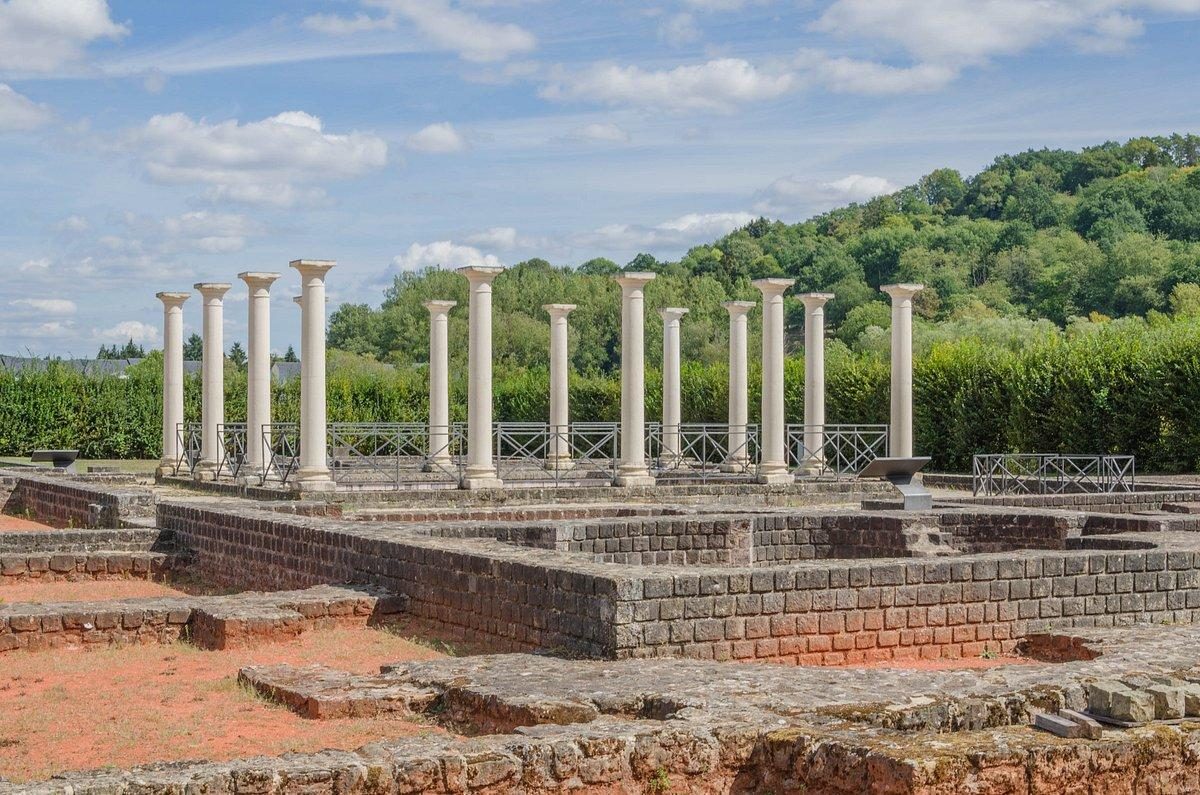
[330,134,1200,372]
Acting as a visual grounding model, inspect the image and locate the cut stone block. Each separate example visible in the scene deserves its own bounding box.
[1110,689,1155,724]
[1145,686,1184,720]
[1058,709,1103,740]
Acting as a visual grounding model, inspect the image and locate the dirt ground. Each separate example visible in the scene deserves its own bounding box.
[0,580,190,604]
[0,514,53,532]
[0,626,450,783]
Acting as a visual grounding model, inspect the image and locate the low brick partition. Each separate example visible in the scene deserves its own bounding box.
[0,585,402,654]
[2,470,155,528]
[0,527,170,554]
[0,550,174,583]
[943,488,1200,512]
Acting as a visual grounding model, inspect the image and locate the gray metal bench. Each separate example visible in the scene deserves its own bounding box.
[31,449,79,473]
[859,456,932,510]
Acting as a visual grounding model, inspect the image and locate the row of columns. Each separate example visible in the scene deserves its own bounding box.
[159,258,922,492]
[155,260,336,490]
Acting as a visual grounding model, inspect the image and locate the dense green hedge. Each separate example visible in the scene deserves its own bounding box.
[4,320,1200,473]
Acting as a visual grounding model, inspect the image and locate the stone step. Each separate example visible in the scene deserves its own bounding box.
[238,664,438,719]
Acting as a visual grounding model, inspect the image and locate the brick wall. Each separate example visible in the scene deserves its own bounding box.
[4,471,155,528]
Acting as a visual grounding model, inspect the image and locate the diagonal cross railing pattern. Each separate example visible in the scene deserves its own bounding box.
[786,424,889,479]
[327,422,464,488]
[261,422,299,486]
[217,423,247,480]
[174,421,202,477]
[972,453,1136,496]
[495,422,619,485]
[648,423,760,482]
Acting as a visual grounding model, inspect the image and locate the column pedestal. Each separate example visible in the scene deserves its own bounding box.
[615,272,656,487]
[155,291,190,478]
[753,278,794,485]
[459,265,505,490]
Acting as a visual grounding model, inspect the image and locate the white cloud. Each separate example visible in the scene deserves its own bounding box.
[753,173,900,216]
[565,121,630,144]
[466,226,519,248]
[98,320,158,344]
[0,83,51,131]
[18,257,51,273]
[55,215,89,233]
[579,211,756,250]
[405,121,467,153]
[141,67,167,94]
[392,240,502,271]
[124,110,388,206]
[158,211,262,253]
[541,58,795,112]
[659,13,701,47]
[10,298,76,315]
[305,0,536,62]
[0,0,127,73]
[795,51,957,94]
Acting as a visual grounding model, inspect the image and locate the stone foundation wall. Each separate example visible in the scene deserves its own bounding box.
[615,548,1200,664]
[0,551,174,583]
[3,471,155,528]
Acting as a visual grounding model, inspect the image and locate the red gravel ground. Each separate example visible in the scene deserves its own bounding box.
[0,627,449,783]
[0,580,189,604]
[0,515,53,532]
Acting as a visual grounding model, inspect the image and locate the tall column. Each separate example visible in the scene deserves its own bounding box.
[659,308,688,459]
[193,282,231,479]
[753,278,794,484]
[459,265,505,489]
[615,272,656,487]
[155,291,190,477]
[799,292,835,474]
[424,300,456,466]
[722,301,755,472]
[543,303,576,467]
[239,272,280,479]
[882,284,924,458]
[291,260,336,491]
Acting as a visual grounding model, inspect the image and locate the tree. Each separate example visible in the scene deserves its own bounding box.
[182,333,203,361]
[282,345,298,363]
[228,341,247,367]
[96,338,146,360]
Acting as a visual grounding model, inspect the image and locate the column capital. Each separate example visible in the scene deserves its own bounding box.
[156,291,190,308]
[238,272,282,290]
[722,300,756,317]
[457,265,505,285]
[614,271,656,290]
[798,292,835,309]
[193,282,231,300]
[881,283,924,301]
[424,299,457,316]
[658,307,689,323]
[542,303,577,318]
[290,259,336,280]
[752,277,794,297]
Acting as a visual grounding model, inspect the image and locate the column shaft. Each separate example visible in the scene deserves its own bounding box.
[799,293,834,473]
[753,278,794,484]
[424,300,456,465]
[543,304,576,465]
[882,284,924,458]
[659,308,688,458]
[615,272,656,487]
[722,301,755,471]
[240,272,280,477]
[156,292,189,477]
[194,283,230,478]
[460,266,505,489]
[291,260,336,491]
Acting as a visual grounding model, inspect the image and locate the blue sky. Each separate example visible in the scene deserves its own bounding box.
[1,0,1198,356]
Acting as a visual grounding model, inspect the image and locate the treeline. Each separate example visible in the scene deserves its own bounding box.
[5,317,1200,473]
[328,134,1200,374]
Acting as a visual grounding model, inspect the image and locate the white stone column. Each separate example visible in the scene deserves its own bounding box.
[239,272,280,479]
[155,291,190,477]
[882,284,924,458]
[291,260,336,491]
[722,301,755,472]
[459,265,505,489]
[799,292,835,474]
[424,300,456,466]
[753,278,794,484]
[658,308,688,459]
[543,303,576,467]
[193,282,230,478]
[615,272,656,487]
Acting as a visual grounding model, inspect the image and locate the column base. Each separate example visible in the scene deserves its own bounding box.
[422,456,454,473]
[544,456,575,472]
[720,459,752,474]
[460,465,502,490]
[614,465,656,488]
[193,460,219,481]
[756,465,794,486]
[296,468,336,492]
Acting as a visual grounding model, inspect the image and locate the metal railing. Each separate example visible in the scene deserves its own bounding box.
[786,424,889,479]
[174,421,202,476]
[327,422,465,488]
[217,423,248,479]
[261,422,299,485]
[495,422,619,485]
[648,423,760,482]
[972,454,1136,496]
